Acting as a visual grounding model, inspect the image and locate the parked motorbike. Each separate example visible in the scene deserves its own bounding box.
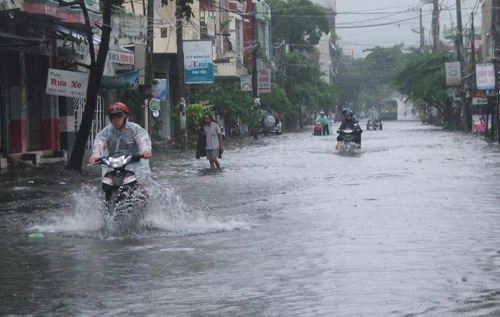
[337,124,362,152]
[313,121,322,135]
[90,153,148,223]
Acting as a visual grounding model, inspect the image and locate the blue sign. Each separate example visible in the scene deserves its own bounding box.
[183,40,214,84]
[101,70,139,90]
[152,78,167,101]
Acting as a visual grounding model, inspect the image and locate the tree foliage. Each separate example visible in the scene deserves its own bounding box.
[258,84,297,128]
[266,0,330,52]
[274,51,334,115]
[335,45,406,111]
[189,82,258,125]
[186,103,205,134]
[393,50,454,115]
[189,81,300,130]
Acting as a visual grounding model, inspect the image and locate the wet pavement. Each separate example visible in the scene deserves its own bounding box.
[1,120,500,316]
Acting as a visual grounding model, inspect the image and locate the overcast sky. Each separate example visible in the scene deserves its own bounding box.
[316,0,481,58]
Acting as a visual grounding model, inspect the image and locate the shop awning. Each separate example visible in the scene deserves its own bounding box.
[56,25,134,65]
[0,30,49,47]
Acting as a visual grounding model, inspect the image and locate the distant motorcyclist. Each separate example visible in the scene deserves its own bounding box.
[315,111,330,135]
[336,109,362,149]
[368,107,380,123]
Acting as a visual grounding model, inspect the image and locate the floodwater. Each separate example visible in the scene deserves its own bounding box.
[1,120,500,316]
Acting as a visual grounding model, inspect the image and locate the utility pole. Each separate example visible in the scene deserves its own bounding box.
[470,12,475,66]
[496,4,500,142]
[175,5,187,151]
[420,7,424,53]
[466,11,475,133]
[251,3,259,140]
[455,0,463,61]
[144,0,154,132]
[432,0,440,52]
[454,0,465,131]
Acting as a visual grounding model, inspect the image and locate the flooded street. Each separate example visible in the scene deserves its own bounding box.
[1,120,500,316]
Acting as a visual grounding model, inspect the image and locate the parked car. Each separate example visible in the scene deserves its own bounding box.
[259,110,282,135]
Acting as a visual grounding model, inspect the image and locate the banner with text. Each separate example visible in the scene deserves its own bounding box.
[258,68,271,94]
[184,40,214,84]
[476,63,495,90]
[46,68,89,98]
[101,70,139,90]
[472,114,486,133]
[445,62,461,86]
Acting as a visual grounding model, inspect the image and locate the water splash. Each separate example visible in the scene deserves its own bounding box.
[28,184,105,236]
[28,180,247,239]
[143,180,248,236]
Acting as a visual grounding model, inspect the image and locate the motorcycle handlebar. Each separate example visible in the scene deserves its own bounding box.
[131,154,144,162]
[87,154,144,166]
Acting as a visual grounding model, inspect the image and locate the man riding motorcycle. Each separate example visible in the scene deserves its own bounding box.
[336,109,362,149]
[369,107,380,122]
[89,102,152,185]
[368,107,381,129]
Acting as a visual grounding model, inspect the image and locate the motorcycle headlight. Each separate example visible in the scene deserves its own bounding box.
[108,155,127,168]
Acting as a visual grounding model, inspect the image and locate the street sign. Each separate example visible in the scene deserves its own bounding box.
[472,97,488,105]
[46,68,89,98]
[257,68,271,94]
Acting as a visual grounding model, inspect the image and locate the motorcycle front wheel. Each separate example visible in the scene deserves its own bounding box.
[106,190,120,220]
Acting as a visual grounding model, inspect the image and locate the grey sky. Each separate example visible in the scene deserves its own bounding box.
[320,0,482,58]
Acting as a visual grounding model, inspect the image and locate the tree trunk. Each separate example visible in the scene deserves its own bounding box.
[66,4,112,171]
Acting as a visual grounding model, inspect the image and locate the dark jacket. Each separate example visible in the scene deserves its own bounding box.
[196,131,207,159]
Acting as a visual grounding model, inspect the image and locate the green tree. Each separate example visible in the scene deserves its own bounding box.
[258,84,296,129]
[335,45,406,111]
[317,81,338,113]
[171,103,210,142]
[267,0,330,52]
[189,82,257,126]
[186,103,205,134]
[393,51,455,123]
[274,51,334,125]
[264,0,336,127]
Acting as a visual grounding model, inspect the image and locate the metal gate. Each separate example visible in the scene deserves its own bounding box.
[73,96,105,148]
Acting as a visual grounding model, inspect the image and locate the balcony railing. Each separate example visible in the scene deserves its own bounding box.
[214,57,244,78]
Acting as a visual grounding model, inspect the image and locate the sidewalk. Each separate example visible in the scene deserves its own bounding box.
[0,161,89,204]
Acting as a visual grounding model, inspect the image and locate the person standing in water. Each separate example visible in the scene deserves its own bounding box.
[200,112,224,172]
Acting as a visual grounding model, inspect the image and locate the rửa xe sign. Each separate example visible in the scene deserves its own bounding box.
[46,68,89,98]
